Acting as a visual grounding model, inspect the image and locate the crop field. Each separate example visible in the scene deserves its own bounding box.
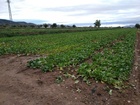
[1,28,140,105]
[0,28,136,87]
[0,27,99,37]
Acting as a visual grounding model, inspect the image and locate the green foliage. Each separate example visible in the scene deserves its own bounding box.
[72,24,76,28]
[51,23,57,28]
[0,28,136,87]
[94,20,101,28]
[135,23,140,29]
[78,30,136,87]
[27,29,131,73]
[43,23,48,28]
[0,27,121,38]
[60,24,65,28]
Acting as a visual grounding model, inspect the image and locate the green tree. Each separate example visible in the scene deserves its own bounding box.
[43,24,48,28]
[60,24,65,28]
[51,23,57,28]
[94,20,101,28]
[72,24,76,28]
[135,23,140,29]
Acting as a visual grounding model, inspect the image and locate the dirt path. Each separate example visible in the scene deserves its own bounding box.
[0,32,140,105]
[130,31,140,105]
[0,55,97,105]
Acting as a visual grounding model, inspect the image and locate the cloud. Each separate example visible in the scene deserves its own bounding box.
[0,0,140,26]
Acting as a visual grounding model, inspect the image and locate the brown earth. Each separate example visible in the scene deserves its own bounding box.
[0,32,140,105]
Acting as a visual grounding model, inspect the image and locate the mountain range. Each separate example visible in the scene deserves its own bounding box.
[0,19,36,26]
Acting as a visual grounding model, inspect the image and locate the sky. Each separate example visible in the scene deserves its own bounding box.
[0,0,140,27]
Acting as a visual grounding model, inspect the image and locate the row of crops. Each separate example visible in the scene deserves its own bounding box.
[0,28,136,87]
[0,27,109,37]
[0,29,127,55]
[78,32,135,87]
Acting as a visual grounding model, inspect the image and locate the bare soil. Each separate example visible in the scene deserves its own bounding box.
[0,32,140,105]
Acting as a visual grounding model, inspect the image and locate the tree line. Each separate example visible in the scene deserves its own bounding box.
[1,19,139,29]
[42,23,76,28]
[135,23,140,29]
[0,23,76,29]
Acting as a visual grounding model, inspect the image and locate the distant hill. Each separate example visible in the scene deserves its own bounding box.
[0,19,36,26]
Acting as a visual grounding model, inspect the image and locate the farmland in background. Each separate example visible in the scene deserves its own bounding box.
[0,27,118,38]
